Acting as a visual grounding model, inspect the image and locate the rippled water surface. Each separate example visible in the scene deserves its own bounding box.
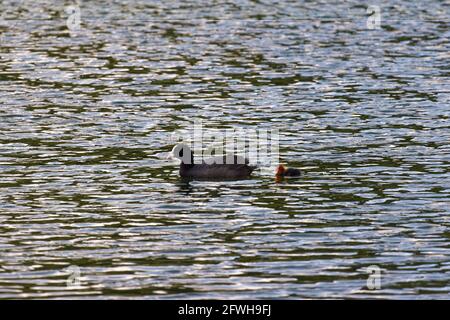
[0,0,449,299]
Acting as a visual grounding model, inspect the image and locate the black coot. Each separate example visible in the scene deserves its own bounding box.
[171,143,257,179]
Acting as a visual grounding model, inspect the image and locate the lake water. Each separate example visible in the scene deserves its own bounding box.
[0,0,449,299]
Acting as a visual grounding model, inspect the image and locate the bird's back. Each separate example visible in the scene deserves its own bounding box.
[180,154,256,179]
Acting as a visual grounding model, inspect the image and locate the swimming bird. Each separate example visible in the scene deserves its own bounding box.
[275,164,301,177]
[171,143,257,179]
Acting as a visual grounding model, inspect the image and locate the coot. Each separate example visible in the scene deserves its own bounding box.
[171,143,257,179]
[276,164,301,177]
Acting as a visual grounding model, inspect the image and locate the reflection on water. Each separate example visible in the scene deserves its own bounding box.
[0,0,449,299]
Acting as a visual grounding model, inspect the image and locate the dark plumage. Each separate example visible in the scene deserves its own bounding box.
[171,144,257,179]
[276,164,301,177]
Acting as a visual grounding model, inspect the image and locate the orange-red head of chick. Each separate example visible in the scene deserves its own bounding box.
[276,164,287,176]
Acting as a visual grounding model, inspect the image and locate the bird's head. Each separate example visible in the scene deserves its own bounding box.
[276,164,286,176]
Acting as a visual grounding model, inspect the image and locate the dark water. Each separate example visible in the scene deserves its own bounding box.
[0,0,449,299]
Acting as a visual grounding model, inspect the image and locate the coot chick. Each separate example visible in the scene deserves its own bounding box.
[171,143,257,179]
[276,164,301,177]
